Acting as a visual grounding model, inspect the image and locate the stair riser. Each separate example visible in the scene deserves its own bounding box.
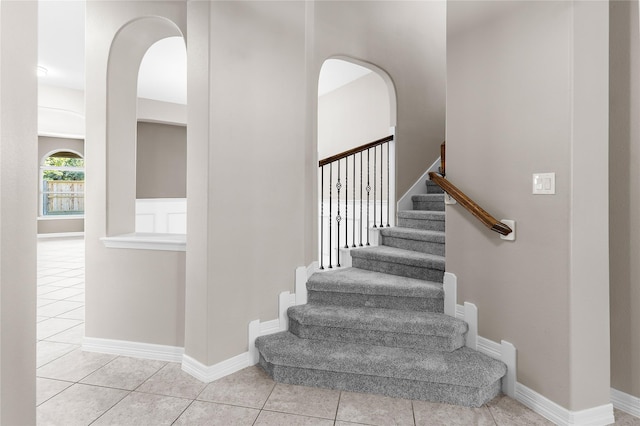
[397,218,445,232]
[289,321,464,352]
[381,235,445,256]
[307,291,444,313]
[426,182,445,194]
[412,200,445,211]
[259,358,502,408]
[352,257,445,282]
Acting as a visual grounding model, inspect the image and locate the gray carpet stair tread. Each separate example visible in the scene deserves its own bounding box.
[351,246,445,271]
[412,194,445,202]
[256,331,506,389]
[288,304,467,336]
[397,210,445,221]
[380,227,445,243]
[307,268,443,298]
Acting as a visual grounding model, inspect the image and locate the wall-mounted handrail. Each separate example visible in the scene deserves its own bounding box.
[318,135,394,269]
[428,172,512,236]
[319,135,394,167]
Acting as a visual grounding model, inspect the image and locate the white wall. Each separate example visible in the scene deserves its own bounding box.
[0,1,37,423]
[447,1,610,411]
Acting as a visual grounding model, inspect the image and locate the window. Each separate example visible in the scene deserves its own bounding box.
[40,151,84,217]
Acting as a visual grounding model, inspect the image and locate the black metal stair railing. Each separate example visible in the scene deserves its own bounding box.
[318,135,394,270]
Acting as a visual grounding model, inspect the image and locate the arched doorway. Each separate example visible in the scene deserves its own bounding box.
[317,58,397,269]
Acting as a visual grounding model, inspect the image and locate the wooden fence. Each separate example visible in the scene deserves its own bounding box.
[44,181,84,215]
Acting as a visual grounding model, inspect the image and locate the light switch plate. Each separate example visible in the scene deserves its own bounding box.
[533,173,555,195]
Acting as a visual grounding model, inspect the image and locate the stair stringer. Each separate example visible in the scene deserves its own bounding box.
[248,261,318,365]
[443,271,517,399]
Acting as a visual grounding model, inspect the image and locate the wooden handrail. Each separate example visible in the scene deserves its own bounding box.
[319,135,394,167]
[428,172,512,236]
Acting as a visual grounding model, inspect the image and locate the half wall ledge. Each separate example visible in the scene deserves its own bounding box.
[100,232,186,251]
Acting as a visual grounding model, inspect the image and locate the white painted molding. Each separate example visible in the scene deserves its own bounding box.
[100,232,186,252]
[443,272,457,317]
[463,302,478,350]
[516,383,614,426]
[500,340,517,398]
[339,247,353,268]
[182,353,249,383]
[82,337,184,362]
[369,227,381,246]
[454,302,516,399]
[135,198,187,234]
[279,291,296,331]
[611,388,640,418]
[37,231,84,239]
[247,262,316,366]
[397,157,440,213]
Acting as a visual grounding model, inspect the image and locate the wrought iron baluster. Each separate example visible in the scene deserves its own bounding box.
[373,145,377,228]
[336,160,342,267]
[328,163,333,269]
[359,152,363,246]
[352,154,356,247]
[320,165,324,270]
[387,142,390,227]
[380,142,384,228]
[344,157,349,249]
[366,149,371,246]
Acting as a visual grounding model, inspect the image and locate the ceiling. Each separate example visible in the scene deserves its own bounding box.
[38,1,375,104]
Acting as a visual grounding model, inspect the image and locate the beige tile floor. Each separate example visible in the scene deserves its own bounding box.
[36,237,639,425]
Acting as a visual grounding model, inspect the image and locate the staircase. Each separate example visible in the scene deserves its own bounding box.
[255,179,507,407]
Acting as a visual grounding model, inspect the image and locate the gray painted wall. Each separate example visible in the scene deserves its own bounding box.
[136,122,186,199]
[447,1,610,410]
[318,71,390,160]
[610,0,640,400]
[85,1,187,348]
[0,1,37,423]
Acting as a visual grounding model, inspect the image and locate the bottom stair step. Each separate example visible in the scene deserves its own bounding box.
[255,331,506,407]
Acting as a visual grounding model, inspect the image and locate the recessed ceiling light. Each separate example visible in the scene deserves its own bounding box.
[37,66,48,77]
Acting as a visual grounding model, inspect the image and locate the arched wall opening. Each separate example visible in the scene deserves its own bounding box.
[135,36,187,234]
[317,57,397,268]
[37,138,85,235]
[105,17,185,237]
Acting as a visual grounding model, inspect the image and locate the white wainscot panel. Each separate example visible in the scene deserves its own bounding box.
[136,198,186,234]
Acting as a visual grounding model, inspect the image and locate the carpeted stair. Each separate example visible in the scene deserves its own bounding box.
[255,176,507,407]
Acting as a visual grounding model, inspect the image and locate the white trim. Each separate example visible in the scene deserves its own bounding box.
[182,353,250,383]
[37,231,84,239]
[247,262,316,366]
[443,272,457,317]
[516,383,614,426]
[463,302,478,350]
[38,215,84,221]
[397,157,440,213]
[611,388,640,418]
[100,232,186,252]
[82,337,184,362]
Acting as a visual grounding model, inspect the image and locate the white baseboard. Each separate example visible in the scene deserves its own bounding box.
[611,388,640,418]
[82,337,184,362]
[247,262,317,366]
[446,272,614,425]
[181,352,250,383]
[517,383,614,426]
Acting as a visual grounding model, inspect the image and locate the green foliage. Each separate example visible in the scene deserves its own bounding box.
[42,156,84,181]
